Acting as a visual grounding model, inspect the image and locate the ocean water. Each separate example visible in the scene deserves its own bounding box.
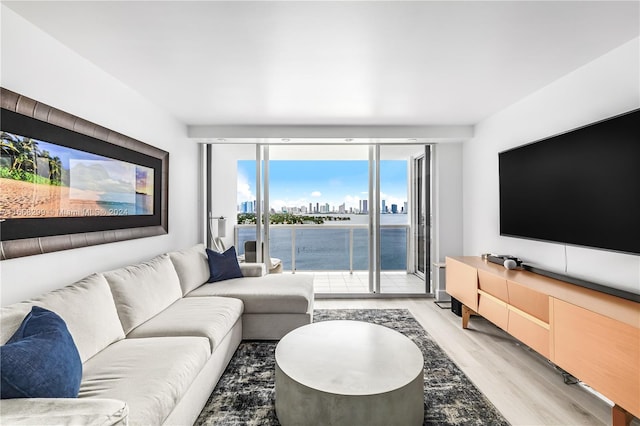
[96,193,153,215]
[237,219,408,271]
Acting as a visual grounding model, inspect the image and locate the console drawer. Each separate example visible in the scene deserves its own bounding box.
[507,308,550,358]
[507,280,549,323]
[478,270,508,302]
[478,291,508,330]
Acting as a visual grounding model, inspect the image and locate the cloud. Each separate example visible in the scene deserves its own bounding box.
[311,191,322,197]
[342,195,362,209]
[69,160,136,204]
[237,172,255,202]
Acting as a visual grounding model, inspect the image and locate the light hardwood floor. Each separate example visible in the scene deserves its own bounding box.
[315,298,638,426]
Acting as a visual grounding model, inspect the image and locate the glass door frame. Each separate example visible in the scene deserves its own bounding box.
[412,145,433,294]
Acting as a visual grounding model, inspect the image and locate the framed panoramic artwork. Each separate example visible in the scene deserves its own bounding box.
[0,88,168,259]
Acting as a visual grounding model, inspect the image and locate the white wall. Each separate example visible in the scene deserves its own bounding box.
[434,143,463,262]
[0,6,201,305]
[433,143,463,298]
[463,38,640,294]
[210,144,255,249]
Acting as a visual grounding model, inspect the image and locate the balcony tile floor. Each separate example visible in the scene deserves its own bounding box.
[296,271,426,294]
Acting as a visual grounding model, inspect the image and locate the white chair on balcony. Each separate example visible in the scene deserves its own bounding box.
[244,240,283,274]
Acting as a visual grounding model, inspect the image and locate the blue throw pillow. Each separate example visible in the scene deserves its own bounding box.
[206,246,243,283]
[0,306,82,399]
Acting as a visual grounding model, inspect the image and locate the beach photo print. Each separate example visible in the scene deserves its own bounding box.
[0,132,154,219]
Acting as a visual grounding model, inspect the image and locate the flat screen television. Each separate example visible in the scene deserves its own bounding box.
[499,109,639,256]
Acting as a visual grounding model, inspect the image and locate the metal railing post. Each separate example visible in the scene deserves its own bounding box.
[349,228,354,274]
[291,227,296,274]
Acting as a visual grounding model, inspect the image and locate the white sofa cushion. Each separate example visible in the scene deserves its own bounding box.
[103,254,182,334]
[185,273,314,314]
[127,296,243,351]
[79,336,209,426]
[0,273,125,363]
[239,262,267,277]
[167,244,210,295]
[0,397,128,426]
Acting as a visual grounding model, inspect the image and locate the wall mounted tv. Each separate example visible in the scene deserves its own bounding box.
[499,109,639,256]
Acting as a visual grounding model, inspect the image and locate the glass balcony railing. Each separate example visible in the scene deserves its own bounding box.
[234,224,409,272]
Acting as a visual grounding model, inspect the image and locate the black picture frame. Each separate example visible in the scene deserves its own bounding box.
[0,88,169,260]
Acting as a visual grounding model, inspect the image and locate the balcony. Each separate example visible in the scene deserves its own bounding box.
[234,224,426,294]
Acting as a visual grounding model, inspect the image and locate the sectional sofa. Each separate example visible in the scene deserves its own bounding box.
[0,244,315,425]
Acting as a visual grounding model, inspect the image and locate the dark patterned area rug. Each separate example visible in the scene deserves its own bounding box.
[195,309,509,425]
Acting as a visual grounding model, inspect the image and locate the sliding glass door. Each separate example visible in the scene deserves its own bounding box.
[377,145,429,294]
[230,143,431,296]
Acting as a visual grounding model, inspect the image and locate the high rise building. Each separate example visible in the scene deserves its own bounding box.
[362,200,368,214]
[391,204,398,214]
[403,202,408,214]
[309,203,312,214]
[338,203,346,214]
[381,200,386,214]
[240,201,256,213]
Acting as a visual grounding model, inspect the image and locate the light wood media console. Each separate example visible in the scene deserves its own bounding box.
[445,256,640,426]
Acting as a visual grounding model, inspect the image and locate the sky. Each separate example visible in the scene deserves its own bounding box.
[238,160,408,212]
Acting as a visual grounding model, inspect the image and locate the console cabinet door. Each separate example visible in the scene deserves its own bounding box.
[445,257,478,311]
[553,298,640,419]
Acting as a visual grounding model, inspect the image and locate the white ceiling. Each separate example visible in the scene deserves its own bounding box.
[4,1,639,128]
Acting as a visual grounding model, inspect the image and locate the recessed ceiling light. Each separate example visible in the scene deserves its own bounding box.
[282,138,290,142]
[345,138,353,142]
[408,138,417,142]
[217,138,226,142]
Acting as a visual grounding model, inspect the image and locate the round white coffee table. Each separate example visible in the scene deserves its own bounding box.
[275,320,424,426]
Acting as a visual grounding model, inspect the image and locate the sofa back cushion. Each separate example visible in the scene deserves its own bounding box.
[168,244,210,295]
[0,273,125,363]
[103,254,182,334]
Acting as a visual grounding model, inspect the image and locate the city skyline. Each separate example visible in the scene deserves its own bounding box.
[238,198,408,215]
[237,160,408,213]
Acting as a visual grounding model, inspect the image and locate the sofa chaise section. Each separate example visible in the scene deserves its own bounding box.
[186,273,314,339]
[169,244,315,340]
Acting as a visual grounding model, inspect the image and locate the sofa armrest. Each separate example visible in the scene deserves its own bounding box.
[240,262,267,277]
[0,398,128,425]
